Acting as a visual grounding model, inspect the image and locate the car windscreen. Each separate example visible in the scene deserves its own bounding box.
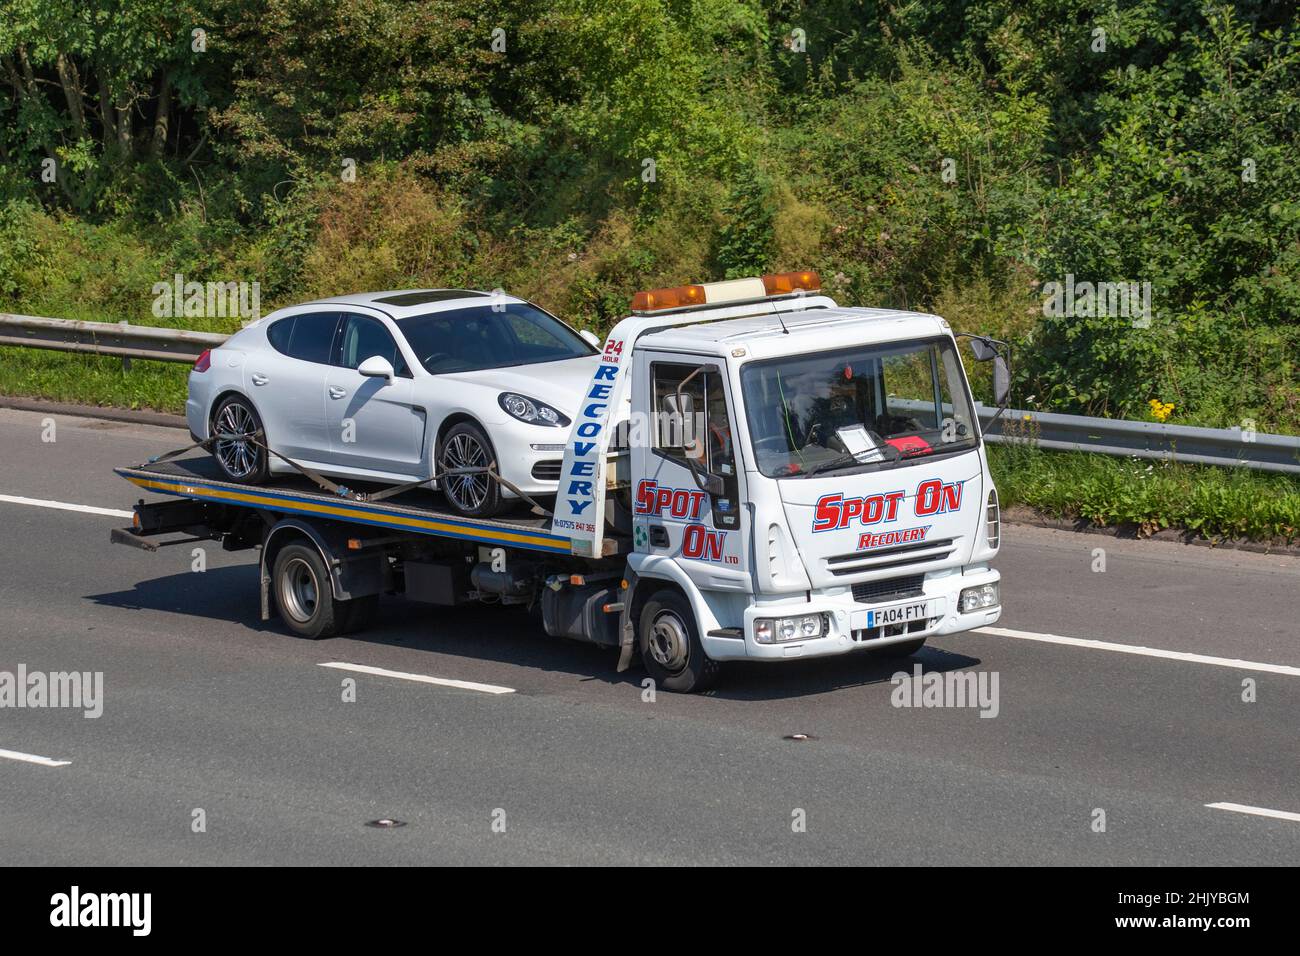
[739,337,978,478]
[396,303,596,374]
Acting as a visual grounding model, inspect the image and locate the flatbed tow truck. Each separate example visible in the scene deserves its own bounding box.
[113,272,1009,692]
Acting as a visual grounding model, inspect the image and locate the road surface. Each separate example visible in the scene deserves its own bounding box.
[0,407,1296,864]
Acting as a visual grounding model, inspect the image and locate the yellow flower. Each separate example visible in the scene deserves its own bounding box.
[1148,399,1174,422]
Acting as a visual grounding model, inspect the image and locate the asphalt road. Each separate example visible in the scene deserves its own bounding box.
[0,407,1297,865]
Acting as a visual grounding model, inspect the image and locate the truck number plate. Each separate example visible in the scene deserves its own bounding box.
[867,601,929,628]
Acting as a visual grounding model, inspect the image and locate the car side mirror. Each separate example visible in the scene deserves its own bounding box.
[579,329,601,347]
[357,355,394,382]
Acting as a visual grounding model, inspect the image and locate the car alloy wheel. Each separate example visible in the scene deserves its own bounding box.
[213,400,262,480]
[441,431,491,513]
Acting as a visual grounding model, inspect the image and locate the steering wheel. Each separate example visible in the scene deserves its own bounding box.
[421,352,450,370]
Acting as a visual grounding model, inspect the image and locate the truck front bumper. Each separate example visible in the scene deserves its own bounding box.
[702,567,1001,662]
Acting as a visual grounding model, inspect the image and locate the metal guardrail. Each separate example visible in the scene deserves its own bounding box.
[0,313,227,363]
[979,407,1300,475]
[1,313,1297,474]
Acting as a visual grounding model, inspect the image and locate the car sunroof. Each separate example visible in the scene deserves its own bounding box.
[372,290,490,307]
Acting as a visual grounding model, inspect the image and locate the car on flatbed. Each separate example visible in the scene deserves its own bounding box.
[187,288,603,518]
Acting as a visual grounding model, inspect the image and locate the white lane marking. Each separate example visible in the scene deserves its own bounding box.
[0,494,133,519]
[0,747,71,768]
[319,662,515,695]
[974,626,1300,677]
[1206,802,1300,824]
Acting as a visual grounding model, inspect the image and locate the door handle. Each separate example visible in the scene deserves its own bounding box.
[250,373,268,386]
[328,386,347,399]
[648,525,669,548]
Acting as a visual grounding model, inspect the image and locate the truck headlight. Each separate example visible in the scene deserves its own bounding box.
[960,583,999,613]
[754,613,829,644]
[498,393,570,427]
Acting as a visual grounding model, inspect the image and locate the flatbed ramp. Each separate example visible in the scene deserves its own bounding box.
[114,456,607,556]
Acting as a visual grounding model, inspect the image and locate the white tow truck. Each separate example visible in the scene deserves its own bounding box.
[114,271,1008,692]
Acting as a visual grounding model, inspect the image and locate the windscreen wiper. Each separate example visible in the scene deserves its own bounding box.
[805,445,901,477]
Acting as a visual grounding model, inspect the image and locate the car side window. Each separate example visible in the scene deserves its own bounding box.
[278,312,340,364]
[267,317,295,355]
[335,313,411,377]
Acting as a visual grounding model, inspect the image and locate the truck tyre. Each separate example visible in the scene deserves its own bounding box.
[210,394,270,484]
[272,543,347,639]
[875,637,926,658]
[437,420,503,518]
[639,589,720,693]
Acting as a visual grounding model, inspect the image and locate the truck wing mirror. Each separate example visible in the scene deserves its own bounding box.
[993,354,1010,407]
[968,336,996,361]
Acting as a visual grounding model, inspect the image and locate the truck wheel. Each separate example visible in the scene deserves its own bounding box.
[272,543,347,639]
[875,637,926,658]
[639,589,720,693]
[437,421,503,518]
[210,395,270,484]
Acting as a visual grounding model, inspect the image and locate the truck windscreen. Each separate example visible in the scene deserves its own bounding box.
[739,337,977,478]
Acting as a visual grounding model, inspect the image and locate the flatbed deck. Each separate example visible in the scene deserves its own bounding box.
[114,456,613,556]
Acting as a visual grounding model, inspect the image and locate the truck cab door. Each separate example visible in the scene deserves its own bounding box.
[630,353,749,593]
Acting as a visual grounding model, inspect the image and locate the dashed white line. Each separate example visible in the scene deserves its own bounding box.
[319,662,516,695]
[0,747,71,767]
[0,494,133,519]
[974,626,1300,677]
[1206,802,1300,824]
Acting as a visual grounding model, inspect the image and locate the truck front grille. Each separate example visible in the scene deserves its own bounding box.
[851,574,925,605]
[827,537,957,576]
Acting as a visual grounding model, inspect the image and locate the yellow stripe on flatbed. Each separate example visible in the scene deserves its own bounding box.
[123,474,569,551]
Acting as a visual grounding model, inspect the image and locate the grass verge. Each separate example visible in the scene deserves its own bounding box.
[0,348,188,413]
[988,443,1300,544]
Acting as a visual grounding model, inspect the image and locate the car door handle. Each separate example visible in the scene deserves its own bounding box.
[328,386,347,399]
[250,373,269,386]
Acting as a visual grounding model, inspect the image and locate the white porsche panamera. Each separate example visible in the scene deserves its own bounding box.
[186,289,602,517]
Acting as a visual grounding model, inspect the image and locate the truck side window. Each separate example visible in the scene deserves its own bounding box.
[651,363,739,529]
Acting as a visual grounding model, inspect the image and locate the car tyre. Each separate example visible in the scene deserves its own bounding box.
[437,420,503,517]
[210,394,270,484]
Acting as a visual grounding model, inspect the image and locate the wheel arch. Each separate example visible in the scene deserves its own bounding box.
[258,517,386,620]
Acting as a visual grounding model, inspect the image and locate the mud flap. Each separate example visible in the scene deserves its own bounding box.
[616,570,639,672]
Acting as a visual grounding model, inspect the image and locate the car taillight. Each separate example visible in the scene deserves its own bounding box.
[193,349,211,373]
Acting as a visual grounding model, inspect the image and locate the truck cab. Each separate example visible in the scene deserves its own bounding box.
[555,272,1005,690]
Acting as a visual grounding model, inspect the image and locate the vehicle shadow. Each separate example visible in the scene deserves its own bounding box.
[88,567,983,701]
